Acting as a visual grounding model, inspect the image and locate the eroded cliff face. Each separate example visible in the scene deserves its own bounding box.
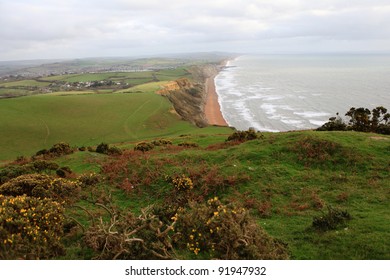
[157,64,221,127]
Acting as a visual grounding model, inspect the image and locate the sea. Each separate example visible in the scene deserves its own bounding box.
[215,54,390,132]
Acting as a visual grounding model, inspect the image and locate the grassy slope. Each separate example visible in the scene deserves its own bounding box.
[0,92,232,161]
[57,130,390,260]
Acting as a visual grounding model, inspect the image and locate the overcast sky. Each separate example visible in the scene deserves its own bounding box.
[1,0,390,61]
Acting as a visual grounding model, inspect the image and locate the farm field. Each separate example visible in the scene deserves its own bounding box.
[0,67,191,98]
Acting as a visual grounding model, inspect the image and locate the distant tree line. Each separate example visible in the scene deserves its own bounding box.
[317,106,390,135]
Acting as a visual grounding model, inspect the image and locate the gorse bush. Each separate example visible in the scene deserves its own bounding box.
[0,174,80,203]
[0,194,64,259]
[226,128,260,143]
[151,139,172,146]
[34,142,74,158]
[77,172,102,187]
[0,160,68,184]
[0,165,35,184]
[96,143,123,155]
[174,198,289,259]
[163,174,196,207]
[167,174,194,191]
[134,142,154,152]
[49,142,73,156]
[96,143,109,154]
[32,160,59,173]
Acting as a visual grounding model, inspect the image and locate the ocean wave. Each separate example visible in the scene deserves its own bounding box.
[309,119,326,126]
[293,111,330,118]
[215,54,390,132]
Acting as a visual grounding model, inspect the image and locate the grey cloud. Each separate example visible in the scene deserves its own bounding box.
[1,0,390,60]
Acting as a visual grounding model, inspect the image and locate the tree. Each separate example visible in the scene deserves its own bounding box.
[345,107,372,132]
[317,106,390,135]
[371,106,390,131]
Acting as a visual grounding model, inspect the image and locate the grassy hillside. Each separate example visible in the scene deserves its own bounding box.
[1,130,386,260]
[0,92,232,161]
[59,130,388,259]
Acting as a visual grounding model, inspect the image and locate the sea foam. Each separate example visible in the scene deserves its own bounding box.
[215,55,390,131]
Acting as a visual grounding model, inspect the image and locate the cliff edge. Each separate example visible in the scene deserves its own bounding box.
[157,64,221,127]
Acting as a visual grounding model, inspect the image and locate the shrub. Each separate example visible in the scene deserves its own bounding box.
[77,172,102,187]
[163,174,196,207]
[151,139,172,146]
[94,143,122,155]
[14,156,29,164]
[178,142,199,148]
[56,166,73,178]
[316,113,347,131]
[0,194,64,259]
[376,124,390,135]
[108,146,122,155]
[291,137,342,166]
[96,143,109,154]
[312,206,351,231]
[134,142,154,153]
[32,160,59,173]
[35,149,48,156]
[0,174,80,203]
[0,165,35,184]
[174,198,289,259]
[167,174,194,191]
[84,205,176,259]
[49,142,73,156]
[34,142,74,158]
[226,128,259,142]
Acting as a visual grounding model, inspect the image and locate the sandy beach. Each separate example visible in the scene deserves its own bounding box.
[204,73,228,126]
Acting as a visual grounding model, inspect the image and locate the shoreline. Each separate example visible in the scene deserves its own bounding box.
[204,61,229,127]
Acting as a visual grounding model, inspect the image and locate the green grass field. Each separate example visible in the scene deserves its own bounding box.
[0,92,231,161]
[0,80,51,87]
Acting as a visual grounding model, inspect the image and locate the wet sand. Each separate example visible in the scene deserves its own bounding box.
[204,74,228,126]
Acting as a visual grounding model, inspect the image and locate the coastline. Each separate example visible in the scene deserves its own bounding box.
[204,61,229,127]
